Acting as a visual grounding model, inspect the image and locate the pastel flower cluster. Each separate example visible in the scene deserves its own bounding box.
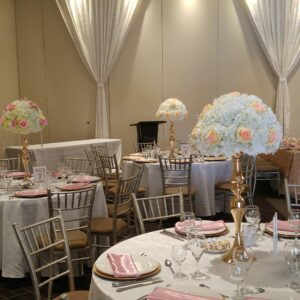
[156,98,188,121]
[192,92,282,157]
[0,99,48,135]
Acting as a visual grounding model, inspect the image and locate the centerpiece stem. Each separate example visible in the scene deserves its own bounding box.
[222,152,245,263]
[169,121,176,159]
[21,135,30,181]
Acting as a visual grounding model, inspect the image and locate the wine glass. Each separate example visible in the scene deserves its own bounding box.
[180,212,196,244]
[288,209,300,242]
[233,246,254,295]
[284,241,300,290]
[189,234,209,280]
[229,263,246,300]
[245,205,260,227]
[171,245,188,280]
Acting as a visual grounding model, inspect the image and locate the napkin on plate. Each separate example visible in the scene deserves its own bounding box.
[266,220,296,232]
[59,182,90,191]
[71,175,92,183]
[147,287,221,300]
[107,253,141,278]
[7,172,26,178]
[244,297,270,300]
[175,220,226,234]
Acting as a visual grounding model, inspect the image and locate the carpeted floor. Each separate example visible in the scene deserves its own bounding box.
[0,182,287,299]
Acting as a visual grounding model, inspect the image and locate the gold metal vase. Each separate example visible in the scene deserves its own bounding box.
[21,135,30,181]
[222,152,246,263]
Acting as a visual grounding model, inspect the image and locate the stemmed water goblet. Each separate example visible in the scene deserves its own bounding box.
[245,205,261,241]
[180,211,195,241]
[288,209,300,243]
[284,241,300,290]
[229,263,247,300]
[171,244,188,280]
[189,233,209,280]
[233,246,254,296]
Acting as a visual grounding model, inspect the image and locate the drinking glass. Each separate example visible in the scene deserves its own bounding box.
[171,245,188,280]
[189,234,209,280]
[233,246,253,295]
[229,263,246,300]
[284,241,300,290]
[245,205,260,227]
[180,212,196,241]
[288,209,300,242]
[57,163,68,183]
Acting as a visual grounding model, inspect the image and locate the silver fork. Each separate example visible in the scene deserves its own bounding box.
[199,283,229,299]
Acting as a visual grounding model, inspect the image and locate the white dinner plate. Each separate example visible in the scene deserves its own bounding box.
[95,254,160,276]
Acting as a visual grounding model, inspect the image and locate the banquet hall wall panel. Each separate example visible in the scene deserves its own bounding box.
[5,0,300,157]
[0,0,20,156]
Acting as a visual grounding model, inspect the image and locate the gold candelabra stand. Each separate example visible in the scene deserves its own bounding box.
[21,135,30,181]
[222,152,246,263]
[169,121,176,159]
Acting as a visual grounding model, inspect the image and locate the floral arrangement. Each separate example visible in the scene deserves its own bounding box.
[156,98,188,121]
[192,92,282,157]
[0,99,48,135]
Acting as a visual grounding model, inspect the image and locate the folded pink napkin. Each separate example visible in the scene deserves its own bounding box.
[59,182,90,191]
[244,297,270,300]
[107,253,141,278]
[175,220,226,234]
[7,172,26,178]
[267,220,298,232]
[72,175,92,183]
[147,287,220,300]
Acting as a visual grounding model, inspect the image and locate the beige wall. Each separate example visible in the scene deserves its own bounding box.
[3,0,299,156]
[0,0,20,155]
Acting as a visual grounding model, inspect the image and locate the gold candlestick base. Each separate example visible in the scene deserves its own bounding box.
[169,121,175,159]
[21,135,30,181]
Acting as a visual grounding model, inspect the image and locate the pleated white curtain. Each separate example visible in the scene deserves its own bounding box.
[56,0,139,138]
[244,0,300,135]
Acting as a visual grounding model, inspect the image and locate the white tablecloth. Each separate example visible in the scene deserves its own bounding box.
[0,183,107,278]
[123,160,232,216]
[89,224,297,300]
[6,138,122,170]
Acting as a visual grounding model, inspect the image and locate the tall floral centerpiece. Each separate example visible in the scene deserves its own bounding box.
[156,98,188,158]
[0,99,48,180]
[193,92,282,263]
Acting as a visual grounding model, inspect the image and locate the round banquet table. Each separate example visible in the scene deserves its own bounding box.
[89,223,298,300]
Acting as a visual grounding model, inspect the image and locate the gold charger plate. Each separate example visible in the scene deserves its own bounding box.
[175,225,229,238]
[265,227,295,239]
[204,156,227,161]
[93,264,161,281]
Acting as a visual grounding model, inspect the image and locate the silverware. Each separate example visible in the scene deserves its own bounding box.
[160,230,185,241]
[164,259,175,274]
[116,279,164,292]
[112,276,161,287]
[199,283,229,299]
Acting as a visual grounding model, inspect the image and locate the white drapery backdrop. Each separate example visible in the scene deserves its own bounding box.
[244,0,300,135]
[56,0,139,138]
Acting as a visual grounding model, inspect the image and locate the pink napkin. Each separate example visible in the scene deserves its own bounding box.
[59,182,90,191]
[147,287,220,300]
[267,220,298,232]
[72,175,92,183]
[244,297,270,300]
[107,253,141,278]
[14,189,47,198]
[7,172,25,178]
[175,220,226,234]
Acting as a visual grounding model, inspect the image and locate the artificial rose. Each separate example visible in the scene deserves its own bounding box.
[206,129,219,144]
[237,127,253,143]
[19,119,29,128]
[251,101,266,113]
[268,128,277,145]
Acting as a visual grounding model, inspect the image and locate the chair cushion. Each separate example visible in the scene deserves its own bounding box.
[107,203,130,217]
[165,186,196,196]
[107,186,146,195]
[39,230,88,251]
[90,217,128,234]
[256,163,279,172]
[53,291,89,300]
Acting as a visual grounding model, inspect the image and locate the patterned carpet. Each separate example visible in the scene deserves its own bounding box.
[0,182,286,299]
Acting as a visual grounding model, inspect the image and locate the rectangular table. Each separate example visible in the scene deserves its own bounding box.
[6,138,122,171]
[123,160,232,216]
[0,182,107,278]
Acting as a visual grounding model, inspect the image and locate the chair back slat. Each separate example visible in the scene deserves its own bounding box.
[0,157,21,171]
[66,157,92,175]
[285,179,300,211]
[132,193,184,234]
[13,214,75,300]
[133,141,156,153]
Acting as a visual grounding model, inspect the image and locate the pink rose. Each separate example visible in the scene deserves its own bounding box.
[268,128,277,145]
[39,118,48,126]
[18,119,28,128]
[237,127,252,143]
[251,102,266,113]
[5,103,15,111]
[11,119,17,127]
[206,130,218,144]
